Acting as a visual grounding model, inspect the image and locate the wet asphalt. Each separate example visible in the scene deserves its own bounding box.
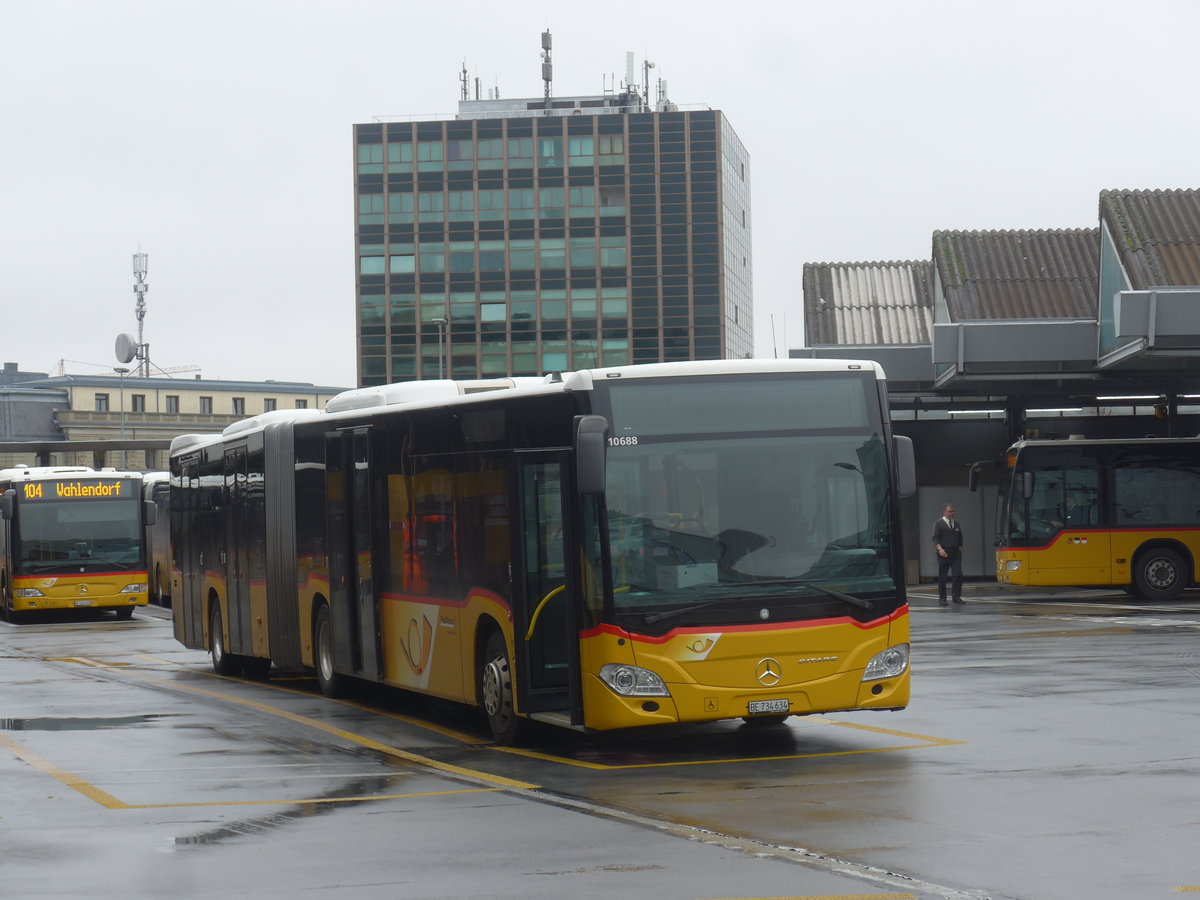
[2,585,1199,899]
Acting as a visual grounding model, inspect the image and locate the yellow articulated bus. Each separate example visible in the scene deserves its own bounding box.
[170,360,915,743]
[972,436,1200,600]
[0,465,156,621]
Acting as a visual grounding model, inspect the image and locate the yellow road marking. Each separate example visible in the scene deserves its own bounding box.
[127,786,501,810]
[219,672,487,745]
[498,718,963,770]
[9,659,537,808]
[46,656,127,668]
[50,653,486,745]
[0,733,127,809]
[0,730,506,811]
[47,656,960,775]
[811,716,967,745]
[154,676,537,790]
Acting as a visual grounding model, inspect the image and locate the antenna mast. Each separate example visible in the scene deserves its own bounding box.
[541,30,553,114]
[132,251,150,377]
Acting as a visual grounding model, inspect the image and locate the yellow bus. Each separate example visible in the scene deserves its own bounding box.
[973,437,1200,600]
[170,360,915,743]
[0,465,155,620]
[143,472,172,606]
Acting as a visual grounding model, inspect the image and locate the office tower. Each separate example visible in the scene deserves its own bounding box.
[353,58,751,385]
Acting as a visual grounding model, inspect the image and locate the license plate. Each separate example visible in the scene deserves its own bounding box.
[747,698,789,715]
[73,600,93,607]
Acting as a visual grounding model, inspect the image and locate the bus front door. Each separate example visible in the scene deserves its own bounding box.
[223,447,252,654]
[325,428,383,681]
[513,453,582,726]
[174,457,202,647]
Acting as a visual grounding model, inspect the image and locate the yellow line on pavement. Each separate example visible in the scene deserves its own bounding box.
[126,786,502,810]
[0,728,506,810]
[810,716,968,746]
[217,671,487,745]
[159,677,537,790]
[498,719,962,770]
[0,733,128,809]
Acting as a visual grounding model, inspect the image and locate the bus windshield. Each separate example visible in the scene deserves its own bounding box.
[13,497,144,573]
[999,445,1101,546]
[599,374,897,622]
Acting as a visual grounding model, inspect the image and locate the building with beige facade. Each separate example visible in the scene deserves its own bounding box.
[0,363,348,469]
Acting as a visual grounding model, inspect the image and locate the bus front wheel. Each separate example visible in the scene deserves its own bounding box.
[479,631,522,745]
[210,604,242,676]
[1133,547,1187,602]
[314,605,343,698]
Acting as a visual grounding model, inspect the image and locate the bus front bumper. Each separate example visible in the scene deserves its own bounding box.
[11,580,149,612]
[580,666,910,731]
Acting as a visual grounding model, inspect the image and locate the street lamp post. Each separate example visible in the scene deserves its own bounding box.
[433,317,448,379]
[113,367,129,468]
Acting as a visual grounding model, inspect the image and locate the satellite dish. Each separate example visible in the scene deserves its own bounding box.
[115,333,137,364]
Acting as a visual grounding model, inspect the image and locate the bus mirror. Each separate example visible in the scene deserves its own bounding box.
[893,435,916,498]
[1022,471,1034,500]
[144,500,157,527]
[968,458,999,492]
[1,489,12,520]
[574,415,608,495]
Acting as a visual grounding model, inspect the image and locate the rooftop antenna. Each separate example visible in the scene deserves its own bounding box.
[642,57,655,113]
[541,30,553,115]
[131,250,149,377]
[460,60,468,101]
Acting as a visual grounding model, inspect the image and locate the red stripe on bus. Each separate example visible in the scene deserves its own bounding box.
[580,606,908,643]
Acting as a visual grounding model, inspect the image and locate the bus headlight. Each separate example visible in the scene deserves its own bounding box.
[14,588,45,598]
[862,644,909,681]
[119,583,148,594]
[599,664,671,697]
[1005,560,1022,571]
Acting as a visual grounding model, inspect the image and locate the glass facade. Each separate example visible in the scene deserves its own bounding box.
[353,104,752,386]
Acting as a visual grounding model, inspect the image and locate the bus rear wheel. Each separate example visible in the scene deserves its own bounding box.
[479,631,522,745]
[314,605,343,698]
[210,603,242,676]
[1133,547,1187,601]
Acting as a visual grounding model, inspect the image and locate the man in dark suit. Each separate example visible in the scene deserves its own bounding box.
[932,503,964,606]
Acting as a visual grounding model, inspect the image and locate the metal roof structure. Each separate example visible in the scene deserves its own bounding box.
[803,261,932,345]
[933,229,1099,320]
[1100,188,1200,288]
[796,187,1200,435]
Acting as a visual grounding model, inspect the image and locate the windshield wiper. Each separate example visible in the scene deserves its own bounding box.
[641,580,873,625]
[643,598,732,625]
[735,579,874,611]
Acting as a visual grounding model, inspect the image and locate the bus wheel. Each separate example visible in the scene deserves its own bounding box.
[210,604,242,676]
[314,605,343,698]
[479,632,522,745]
[1133,548,1187,601]
[114,607,134,620]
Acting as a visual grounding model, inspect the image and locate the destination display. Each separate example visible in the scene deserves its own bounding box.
[20,479,135,502]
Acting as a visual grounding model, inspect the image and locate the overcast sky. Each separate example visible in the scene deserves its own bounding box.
[4,0,1197,388]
